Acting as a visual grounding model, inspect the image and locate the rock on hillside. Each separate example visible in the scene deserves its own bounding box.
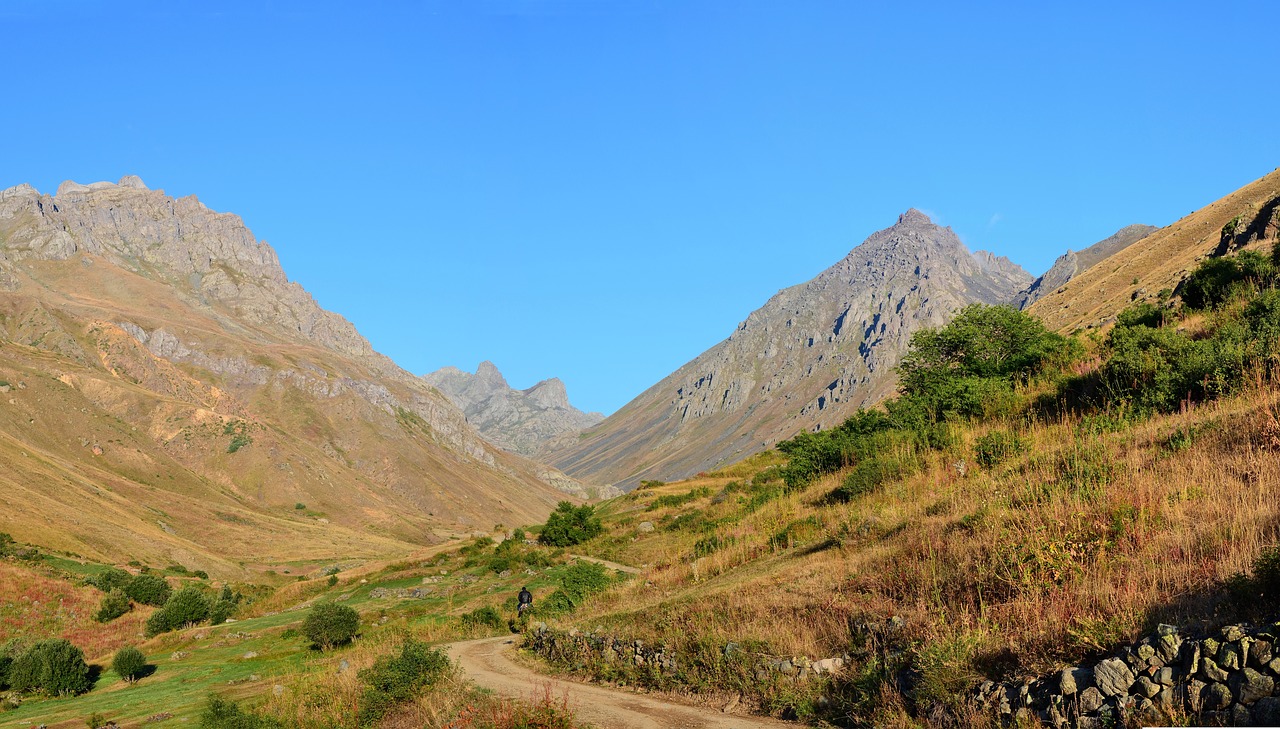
[541,209,1032,489]
[0,176,587,573]
[422,361,604,458]
[1014,224,1157,309]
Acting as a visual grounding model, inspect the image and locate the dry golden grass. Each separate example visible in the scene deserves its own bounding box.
[567,383,1280,684]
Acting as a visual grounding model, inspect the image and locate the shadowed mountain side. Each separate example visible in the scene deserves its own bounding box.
[1029,168,1280,332]
[540,210,1032,490]
[423,361,604,458]
[1014,224,1158,309]
[0,177,585,576]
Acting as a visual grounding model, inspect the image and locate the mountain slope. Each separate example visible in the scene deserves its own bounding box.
[0,177,582,576]
[422,361,603,457]
[1029,168,1280,332]
[540,210,1031,489]
[1014,224,1158,309]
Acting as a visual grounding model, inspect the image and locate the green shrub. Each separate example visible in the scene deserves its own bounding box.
[327,574,338,587]
[94,589,132,623]
[646,487,711,511]
[538,502,604,547]
[1115,301,1167,328]
[357,639,450,726]
[461,605,505,630]
[125,574,171,607]
[0,532,14,557]
[539,561,613,616]
[85,567,133,593]
[209,599,235,626]
[7,639,92,695]
[1254,546,1280,600]
[303,602,360,649]
[112,646,147,683]
[973,431,1025,468]
[199,694,282,728]
[829,456,915,503]
[165,586,212,626]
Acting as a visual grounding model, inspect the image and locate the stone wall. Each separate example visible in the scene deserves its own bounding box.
[976,622,1280,727]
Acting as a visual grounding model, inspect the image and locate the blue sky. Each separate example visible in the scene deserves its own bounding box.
[6,1,1280,415]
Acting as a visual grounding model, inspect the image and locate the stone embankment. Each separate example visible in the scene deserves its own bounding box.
[526,623,847,683]
[976,622,1280,727]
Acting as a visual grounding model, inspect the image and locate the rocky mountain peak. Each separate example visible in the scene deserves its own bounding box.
[897,208,933,226]
[476,360,509,389]
[525,378,570,410]
[544,210,1033,489]
[0,177,375,358]
[423,363,603,457]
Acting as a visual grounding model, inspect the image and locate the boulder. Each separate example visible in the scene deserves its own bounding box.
[1059,666,1092,695]
[1254,696,1280,725]
[1078,686,1104,714]
[1201,682,1233,712]
[1230,667,1274,705]
[1199,656,1230,683]
[1094,658,1134,697]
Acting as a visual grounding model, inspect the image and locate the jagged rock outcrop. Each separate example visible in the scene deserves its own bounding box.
[541,209,1032,489]
[423,361,604,459]
[0,176,588,573]
[1014,224,1158,309]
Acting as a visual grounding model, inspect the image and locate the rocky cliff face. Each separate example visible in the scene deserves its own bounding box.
[422,361,604,458]
[1014,224,1157,309]
[541,209,1032,489]
[0,176,588,573]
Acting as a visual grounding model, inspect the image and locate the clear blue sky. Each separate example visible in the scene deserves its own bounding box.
[6,1,1279,415]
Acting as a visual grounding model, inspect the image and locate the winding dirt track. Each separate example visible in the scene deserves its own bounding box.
[447,636,797,729]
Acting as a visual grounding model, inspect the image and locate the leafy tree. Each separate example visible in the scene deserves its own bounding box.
[94,589,132,623]
[302,603,359,649]
[538,502,604,547]
[7,639,92,695]
[209,598,235,626]
[163,586,212,627]
[112,646,147,683]
[125,574,171,607]
[897,304,1079,419]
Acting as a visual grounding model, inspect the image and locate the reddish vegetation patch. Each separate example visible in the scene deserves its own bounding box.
[0,562,151,660]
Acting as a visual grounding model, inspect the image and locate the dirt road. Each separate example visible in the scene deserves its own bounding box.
[446,636,796,729]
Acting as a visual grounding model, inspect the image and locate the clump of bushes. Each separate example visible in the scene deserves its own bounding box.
[125,573,172,607]
[5,638,92,696]
[973,431,1025,469]
[461,605,505,630]
[538,502,604,547]
[112,646,147,683]
[646,487,711,511]
[302,602,360,649]
[94,589,132,623]
[357,639,451,725]
[200,695,282,728]
[146,586,211,637]
[538,561,614,615]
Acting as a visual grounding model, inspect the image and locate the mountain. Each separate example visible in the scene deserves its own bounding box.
[422,361,604,458]
[1030,168,1280,332]
[1013,224,1158,309]
[539,209,1032,489]
[0,176,585,576]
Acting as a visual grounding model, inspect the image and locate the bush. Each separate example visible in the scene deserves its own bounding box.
[125,574,172,607]
[95,589,132,623]
[829,456,914,503]
[209,599,235,626]
[303,603,359,649]
[973,431,1025,469]
[85,567,133,593]
[7,639,92,695]
[357,639,451,726]
[538,502,604,547]
[112,646,147,683]
[199,694,283,728]
[461,605,505,630]
[1253,546,1280,600]
[539,561,613,616]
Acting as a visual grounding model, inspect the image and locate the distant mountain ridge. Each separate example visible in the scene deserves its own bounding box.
[1014,224,1158,309]
[422,361,604,458]
[0,176,587,575]
[540,209,1033,489]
